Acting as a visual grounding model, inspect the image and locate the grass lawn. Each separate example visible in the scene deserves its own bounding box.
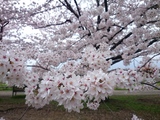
[0,95,160,120]
[0,82,12,91]
[101,95,160,114]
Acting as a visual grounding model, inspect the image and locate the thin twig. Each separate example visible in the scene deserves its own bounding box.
[152,81,160,85]
[138,53,160,71]
[141,82,160,90]
[101,99,114,115]
[18,106,29,120]
[27,64,50,71]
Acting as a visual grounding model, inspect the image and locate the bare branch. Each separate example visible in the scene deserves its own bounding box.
[29,5,62,17]
[74,0,81,16]
[104,0,108,12]
[0,19,9,41]
[153,81,160,85]
[108,20,134,42]
[36,19,72,28]
[27,65,50,71]
[138,53,160,71]
[141,82,160,90]
[111,32,132,50]
[96,0,101,30]
[59,0,79,18]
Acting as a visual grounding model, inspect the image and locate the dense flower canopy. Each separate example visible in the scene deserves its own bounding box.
[0,0,160,112]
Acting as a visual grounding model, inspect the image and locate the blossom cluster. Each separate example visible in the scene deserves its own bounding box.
[138,63,159,80]
[0,117,5,120]
[115,69,143,91]
[24,68,115,112]
[82,43,112,73]
[22,44,116,111]
[131,114,142,120]
[0,49,25,87]
[83,69,115,110]
[115,64,158,92]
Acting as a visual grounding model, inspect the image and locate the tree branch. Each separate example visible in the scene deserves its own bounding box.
[109,38,160,65]
[138,53,160,71]
[27,65,50,71]
[0,19,9,41]
[36,19,72,28]
[59,0,79,18]
[74,0,81,16]
[108,20,134,42]
[104,0,108,12]
[141,82,160,90]
[29,5,62,17]
[153,81,160,85]
[111,32,132,50]
[96,0,101,30]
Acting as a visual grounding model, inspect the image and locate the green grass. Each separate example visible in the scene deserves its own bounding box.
[0,82,12,91]
[157,82,160,86]
[0,95,160,120]
[114,87,127,90]
[100,95,160,114]
[0,94,160,114]
[50,95,160,115]
[0,95,26,104]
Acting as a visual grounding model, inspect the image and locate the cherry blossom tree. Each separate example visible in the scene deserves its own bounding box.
[0,0,160,112]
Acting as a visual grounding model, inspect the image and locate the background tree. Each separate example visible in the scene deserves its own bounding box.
[0,0,160,112]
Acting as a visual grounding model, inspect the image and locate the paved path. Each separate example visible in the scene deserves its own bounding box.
[0,90,159,97]
[0,91,24,97]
